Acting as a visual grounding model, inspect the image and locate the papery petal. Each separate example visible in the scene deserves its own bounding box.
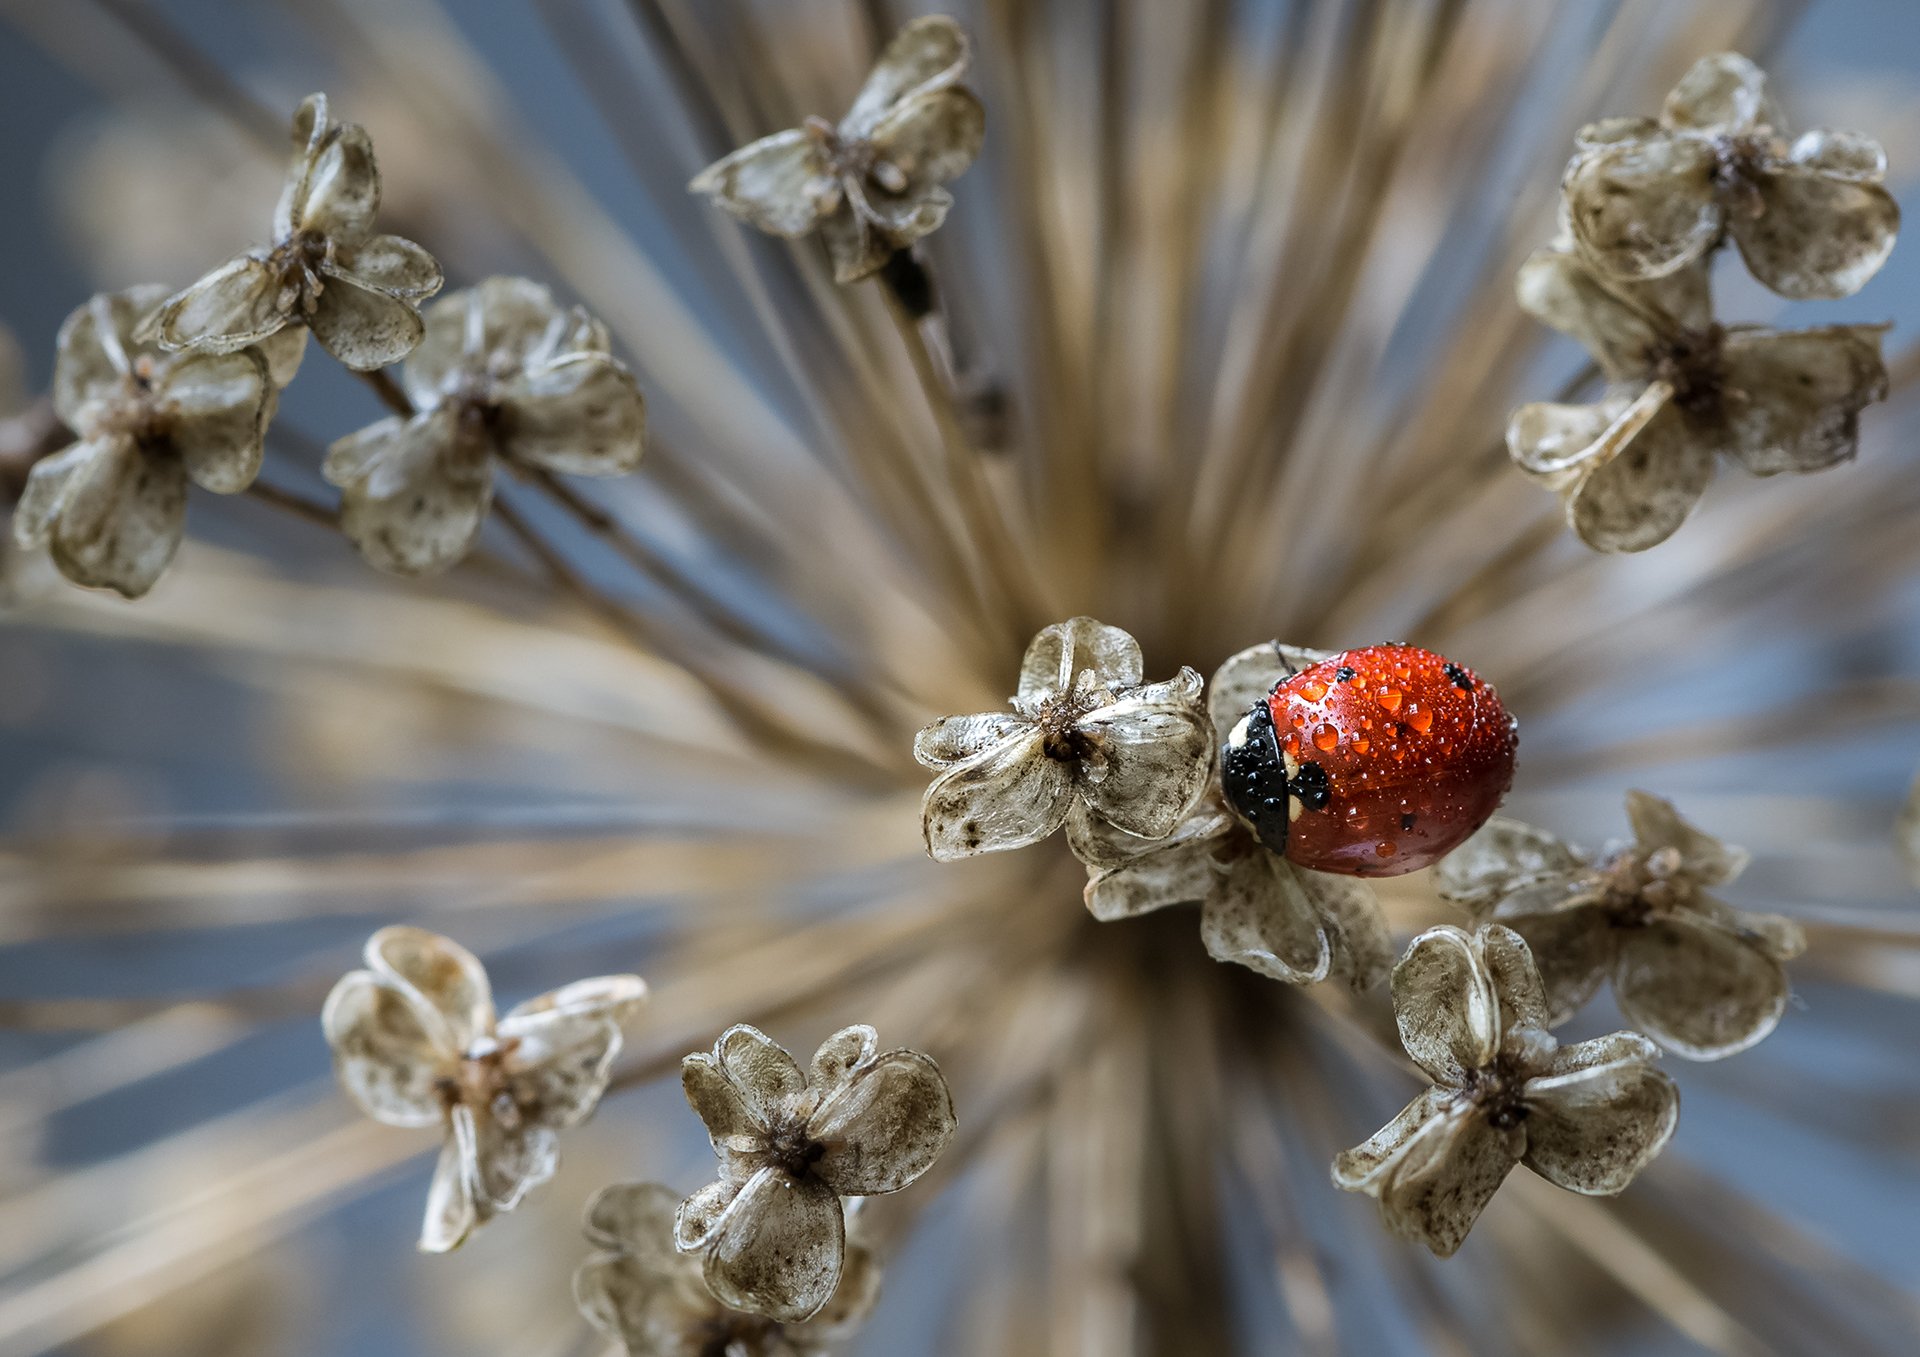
[820,204,896,283]
[1074,801,1230,921]
[1685,896,1807,963]
[920,727,1072,861]
[1076,689,1213,840]
[405,276,565,409]
[805,1234,883,1337]
[320,970,454,1127]
[1614,913,1792,1059]
[53,286,169,427]
[1301,868,1392,991]
[1206,641,1335,737]
[1331,1085,1451,1191]
[1523,1043,1678,1193]
[419,1133,478,1253]
[1789,128,1887,182]
[1720,325,1888,476]
[869,88,984,191]
[1432,817,1590,912]
[690,129,836,239]
[859,184,952,250]
[583,1179,684,1255]
[1495,905,1615,1026]
[152,255,289,355]
[703,1168,845,1324]
[1574,116,1661,149]
[308,275,427,370]
[1479,924,1552,1048]
[913,712,1028,768]
[810,1049,955,1195]
[167,349,272,494]
[1662,52,1773,133]
[274,94,331,242]
[497,352,647,475]
[498,1011,624,1130]
[717,1024,808,1122]
[364,925,495,1052]
[12,441,95,550]
[327,407,494,577]
[45,434,186,599]
[682,1054,764,1152]
[1201,850,1331,983]
[675,1176,744,1252]
[1734,167,1900,300]
[503,974,648,1027]
[1622,789,1749,884]
[574,1248,698,1354]
[842,15,970,138]
[1513,247,1669,380]
[1563,134,1721,282]
[809,1025,880,1094]
[1018,616,1144,704]
[1392,925,1498,1085]
[336,234,442,300]
[1564,395,1712,553]
[469,1109,560,1211]
[1369,1099,1515,1258]
[297,120,380,244]
[256,326,309,388]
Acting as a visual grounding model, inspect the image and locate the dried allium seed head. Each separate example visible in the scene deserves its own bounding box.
[148,93,444,370]
[1333,924,1678,1256]
[320,925,646,1251]
[689,17,985,283]
[1434,792,1807,1059]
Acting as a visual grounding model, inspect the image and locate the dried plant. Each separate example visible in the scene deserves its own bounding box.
[2,4,1918,1357]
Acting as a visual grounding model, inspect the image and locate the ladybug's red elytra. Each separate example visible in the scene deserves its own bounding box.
[1221,644,1517,878]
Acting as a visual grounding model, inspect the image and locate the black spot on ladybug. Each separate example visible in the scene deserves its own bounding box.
[1223,700,1292,856]
[1288,760,1331,812]
[1443,662,1473,691]
[1334,665,1356,681]
[1400,813,1416,831]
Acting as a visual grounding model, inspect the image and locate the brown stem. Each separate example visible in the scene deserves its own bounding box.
[244,478,338,528]
[356,367,415,418]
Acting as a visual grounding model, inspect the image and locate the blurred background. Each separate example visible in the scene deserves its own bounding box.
[1,2,1918,1355]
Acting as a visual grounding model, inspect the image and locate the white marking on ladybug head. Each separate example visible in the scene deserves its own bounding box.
[1227,713,1252,750]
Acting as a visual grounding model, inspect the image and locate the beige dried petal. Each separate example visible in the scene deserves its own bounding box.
[1622,789,1748,885]
[689,129,836,239]
[716,1024,808,1122]
[1432,817,1588,912]
[1376,1099,1515,1258]
[682,1053,764,1156]
[1206,640,1335,737]
[1574,115,1661,149]
[1522,1042,1678,1193]
[405,277,565,409]
[1018,616,1144,704]
[169,349,272,494]
[809,1048,956,1195]
[1565,395,1712,553]
[1330,1085,1450,1191]
[1662,52,1772,133]
[809,1025,880,1093]
[364,925,495,1052]
[1513,247,1667,381]
[152,255,289,355]
[1496,906,1615,1026]
[1720,324,1888,476]
[332,233,443,300]
[1201,850,1332,984]
[1479,923,1552,1046]
[675,1176,742,1252]
[255,325,308,389]
[503,973,647,1027]
[1564,134,1720,281]
[1073,801,1228,920]
[467,1107,560,1210]
[1076,690,1213,839]
[319,970,452,1128]
[38,434,187,599]
[583,1180,681,1258]
[419,1134,478,1254]
[841,15,970,139]
[11,440,94,550]
[858,183,952,247]
[805,1234,883,1337]
[1393,925,1498,1086]
[1301,869,1392,991]
[1614,913,1792,1059]
[1733,167,1900,300]
[819,204,894,283]
[53,287,169,428]
[294,119,380,244]
[1506,400,1623,490]
[920,726,1071,860]
[1789,128,1887,183]
[327,408,494,577]
[869,87,985,193]
[912,712,1027,769]
[496,1011,624,1130]
[497,352,647,475]
[307,275,427,370]
[575,1186,705,1352]
[703,1167,845,1323]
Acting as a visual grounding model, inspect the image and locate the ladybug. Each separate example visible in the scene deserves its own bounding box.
[1221,643,1517,877]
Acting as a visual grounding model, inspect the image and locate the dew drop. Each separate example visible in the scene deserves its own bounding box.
[1378,688,1403,713]
[1375,841,1396,858]
[1408,707,1433,734]
[1300,680,1328,701]
[1353,739,1370,755]
[1312,722,1339,751]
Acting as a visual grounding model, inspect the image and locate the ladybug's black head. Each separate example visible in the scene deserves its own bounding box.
[1222,698,1331,858]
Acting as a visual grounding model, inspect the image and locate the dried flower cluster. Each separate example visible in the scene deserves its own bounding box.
[1509,53,1896,552]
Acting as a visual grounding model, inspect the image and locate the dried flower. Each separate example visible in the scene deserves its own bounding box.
[1068,641,1390,988]
[322,276,646,576]
[149,94,443,370]
[575,1182,879,1357]
[321,925,645,1251]
[915,616,1212,861]
[12,286,275,598]
[676,1024,953,1322]
[690,16,984,283]
[1563,52,1899,298]
[1507,240,1887,551]
[1434,792,1806,1059]
[1334,925,1678,1257]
